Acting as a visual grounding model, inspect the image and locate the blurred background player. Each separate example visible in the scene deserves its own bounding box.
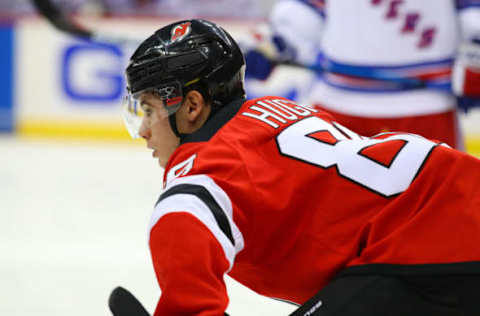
[242,0,480,149]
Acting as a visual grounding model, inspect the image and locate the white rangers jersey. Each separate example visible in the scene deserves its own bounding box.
[268,0,480,117]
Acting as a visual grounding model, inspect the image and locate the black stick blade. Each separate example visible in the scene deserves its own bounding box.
[108,286,150,316]
[31,0,92,38]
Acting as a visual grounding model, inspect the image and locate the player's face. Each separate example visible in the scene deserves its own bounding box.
[138,93,180,167]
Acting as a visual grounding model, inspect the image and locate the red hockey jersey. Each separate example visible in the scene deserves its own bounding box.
[148,96,480,315]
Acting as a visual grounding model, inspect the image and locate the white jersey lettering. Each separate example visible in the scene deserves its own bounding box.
[242,98,318,128]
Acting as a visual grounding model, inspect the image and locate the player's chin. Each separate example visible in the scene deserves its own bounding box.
[157,156,168,168]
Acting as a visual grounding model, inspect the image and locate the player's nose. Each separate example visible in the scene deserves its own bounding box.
[138,120,151,140]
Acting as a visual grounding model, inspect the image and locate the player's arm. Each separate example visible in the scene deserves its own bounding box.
[452,0,480,111]
[150,214,229,315]
[242,0,325,80]
[149,175,244,315]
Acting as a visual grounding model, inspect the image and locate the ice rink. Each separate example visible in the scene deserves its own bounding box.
[0,135,297,315]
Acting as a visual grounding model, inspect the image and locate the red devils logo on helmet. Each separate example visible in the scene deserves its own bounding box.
[171,22,192,42]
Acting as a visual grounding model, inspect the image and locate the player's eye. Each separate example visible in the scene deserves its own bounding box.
[140,102,153,117]
[144,107,153,116]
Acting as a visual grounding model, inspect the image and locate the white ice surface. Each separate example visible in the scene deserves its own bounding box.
[0,135,296,316]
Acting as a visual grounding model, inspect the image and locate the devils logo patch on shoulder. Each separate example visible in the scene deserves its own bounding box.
[165,154,197,186]
[171,22,192,42]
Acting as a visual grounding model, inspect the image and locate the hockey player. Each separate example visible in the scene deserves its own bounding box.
[243,0,480,150]
[121,19,480,316]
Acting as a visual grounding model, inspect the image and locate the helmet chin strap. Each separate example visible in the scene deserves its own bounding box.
[168,112,187,139]
[167,98,221,140]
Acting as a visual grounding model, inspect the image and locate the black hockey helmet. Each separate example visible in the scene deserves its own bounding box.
[123,19,246,138]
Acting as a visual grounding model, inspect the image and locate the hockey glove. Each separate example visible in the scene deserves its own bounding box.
[245,49,275,80]
[241,23,296,81]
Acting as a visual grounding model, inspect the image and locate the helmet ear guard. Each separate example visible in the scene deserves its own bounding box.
[123,19,246,138]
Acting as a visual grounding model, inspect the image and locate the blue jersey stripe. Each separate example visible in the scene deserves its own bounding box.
[321,58,453,93]
[297,0,326,18]
[457,0,480,9]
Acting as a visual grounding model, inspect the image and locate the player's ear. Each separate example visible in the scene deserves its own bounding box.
[184,90,207,122]
[176,90,211,134]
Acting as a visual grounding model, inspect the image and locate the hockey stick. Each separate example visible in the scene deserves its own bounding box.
[109,287,150,316]
[31,0,91,38]
[108,286,232,316]
[31,0,140,46]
